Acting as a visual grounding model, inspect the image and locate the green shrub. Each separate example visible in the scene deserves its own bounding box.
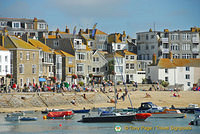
[161,81,169,87]
[78,81,84,87]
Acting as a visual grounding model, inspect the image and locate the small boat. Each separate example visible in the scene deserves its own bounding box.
[44,111,74,120]
[72,109,90,113]
[78,112,151,122]
[173,104,200,114]
[189,110,200,126]
[5,114,20,121]
[41,108,65,114]
[20,117,37,121]
[138,102,163,112]
[150,109,186,118]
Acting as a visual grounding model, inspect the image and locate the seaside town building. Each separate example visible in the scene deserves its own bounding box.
[92,50,108,84]
[0,17,48,39]
[0,33,40,88]
[146,53,200,90]
[0,46,11,85]
[28,38,54,85]
[136,27,200,71]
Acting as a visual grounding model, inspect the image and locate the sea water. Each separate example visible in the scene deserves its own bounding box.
[0,112,199,134]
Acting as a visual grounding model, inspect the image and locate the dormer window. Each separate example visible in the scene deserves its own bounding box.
[13,22,20,28]
[0,21,6,26]
[39,23,46,29]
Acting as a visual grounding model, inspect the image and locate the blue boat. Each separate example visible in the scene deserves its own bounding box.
[20,117,37,121]
[72,109,90,113]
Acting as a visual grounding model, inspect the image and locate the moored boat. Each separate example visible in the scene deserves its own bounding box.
[41,108,65,114]
[78,113,151,123]
[189,110,200,126]
[43,111,74,120]
[20,117,37,121]
[5,114,20,121]
[72,109,90,113]
[150,109,186,118]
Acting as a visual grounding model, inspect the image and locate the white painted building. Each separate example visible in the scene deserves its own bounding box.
[0,46,11,85]
[146,58,200,90]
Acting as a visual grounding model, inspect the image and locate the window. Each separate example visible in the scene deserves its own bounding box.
[32,65,36,74]
[130,64,134,69]
[165,77,168,82]
[0,21,6,26]
[116,66,123,73]
[116,57,123,64]
[96,68,100,72]
[151,35,154,39]
[138,46,140,50]
[182,54,191,59]
[49,66,52,72]
[165,69,168,73]
[126,56,128,59]
[171,44,179,50]
[20,79,23,87]
[146,45,149,50]
[76,52,85,60]
[39,23,46,29]
[171,34,179,40]
[147,54,150,60]
[130,56,134,60]
[186,74,190,79]
[151,45,155,49]
[182,44,191,51]
[33,53,35,60]
[26,52,30,60]
[126,64,129,69]
[187,82,191,86]
[117,45,120,49]
[13,22,20,28]
[54,40,59,47]
[26,78,30,85]
[5,65,8,72]
[146,34,149,40]
[182,33,191,40]
[173,54,180,59]
[186,67,190,71]
[137,35,140,40]
[20,52,23,60]
[68,57,72,64]
[5,56,8,62]
[93,68,95,72]
[33,78,35,84]
[19,64,24,74]
[69,67,72,73]
[77,64,84,72]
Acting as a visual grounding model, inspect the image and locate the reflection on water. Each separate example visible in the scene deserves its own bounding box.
[0,112,199,134]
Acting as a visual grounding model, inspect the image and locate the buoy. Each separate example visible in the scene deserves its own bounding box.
[59,124,62,127]
[43,115,47,119]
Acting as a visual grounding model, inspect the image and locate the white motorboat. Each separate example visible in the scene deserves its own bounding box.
[5,114,20,121]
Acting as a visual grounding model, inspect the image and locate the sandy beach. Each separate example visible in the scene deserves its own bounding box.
[0,90,199,113]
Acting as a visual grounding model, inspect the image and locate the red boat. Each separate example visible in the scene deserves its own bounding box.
[43,111,74,120]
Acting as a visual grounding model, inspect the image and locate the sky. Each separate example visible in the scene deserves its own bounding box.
[0,0,200,38]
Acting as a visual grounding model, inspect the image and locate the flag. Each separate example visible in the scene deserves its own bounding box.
[73,26,76,36]
[92,23,97,37]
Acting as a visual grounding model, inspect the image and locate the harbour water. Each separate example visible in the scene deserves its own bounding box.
[0,112,199,134]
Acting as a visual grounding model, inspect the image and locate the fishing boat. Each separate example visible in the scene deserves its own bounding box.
[189,110,200,126]
[43,111,74,120]
[72,109,90,113]
[20,117,38,121]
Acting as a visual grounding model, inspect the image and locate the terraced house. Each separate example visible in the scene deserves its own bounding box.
[0,33,39,88]
[28,38,54,84]
[0,17,48,39]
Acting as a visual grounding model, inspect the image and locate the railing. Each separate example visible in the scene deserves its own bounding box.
[192,48,199,53]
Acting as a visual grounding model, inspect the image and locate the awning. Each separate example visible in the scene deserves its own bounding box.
[39,78,46,82]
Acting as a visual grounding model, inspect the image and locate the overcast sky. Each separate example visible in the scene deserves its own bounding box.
[0,0,200,37]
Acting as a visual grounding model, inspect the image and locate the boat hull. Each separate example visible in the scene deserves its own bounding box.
[47,115,73,120]
[20,117,37,121]
[78,113,150,123]
[151,113,185,118]
[73,109,90,113]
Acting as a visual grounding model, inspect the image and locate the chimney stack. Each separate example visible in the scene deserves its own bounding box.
[22,32,28,42]
[86,28,89,34]
[65,25,70,33]
[152,53,156,65]
[33,17,38,30]
[56,28,59,38]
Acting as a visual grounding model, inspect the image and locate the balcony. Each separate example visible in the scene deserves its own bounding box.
[161,38,169,43]
[192,48,199,54]
[162,48,169,53]
[74,45,86,50]
[192,37,199,44]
